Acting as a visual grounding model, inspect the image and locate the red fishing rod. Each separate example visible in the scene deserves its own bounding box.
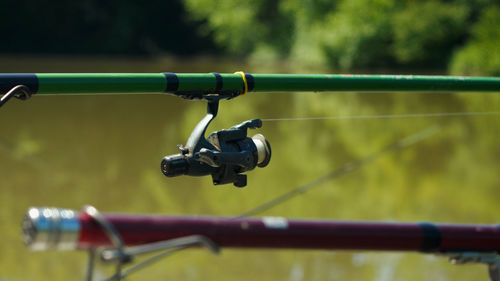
[23,206,500,281]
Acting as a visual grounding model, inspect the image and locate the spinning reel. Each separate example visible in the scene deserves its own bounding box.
[161,98,271,187]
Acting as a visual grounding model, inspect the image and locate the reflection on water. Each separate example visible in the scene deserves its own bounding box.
[1,57,499,280]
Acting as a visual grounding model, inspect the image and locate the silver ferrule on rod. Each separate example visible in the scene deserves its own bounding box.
[22,207,80,250]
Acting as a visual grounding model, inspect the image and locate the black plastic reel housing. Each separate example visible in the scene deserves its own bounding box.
[161,99,271,187]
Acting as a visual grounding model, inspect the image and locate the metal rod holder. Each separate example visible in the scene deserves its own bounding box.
[82,206,220,281]
[0,85,32,108]
[444,252,500,281]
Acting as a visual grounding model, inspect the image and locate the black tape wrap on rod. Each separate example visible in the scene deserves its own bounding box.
[211,72,223,92]
[245,73,255,92]
[163,72,179,92]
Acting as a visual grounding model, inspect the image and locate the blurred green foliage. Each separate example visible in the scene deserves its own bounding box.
[392,2,467,67]
[2,0,499,74]
[450,7,500,76]
[184,0,500,74]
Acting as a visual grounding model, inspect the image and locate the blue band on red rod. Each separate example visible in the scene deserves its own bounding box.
[419,223,442,252]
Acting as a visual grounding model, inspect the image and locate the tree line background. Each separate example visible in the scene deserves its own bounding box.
[1,0,499,75]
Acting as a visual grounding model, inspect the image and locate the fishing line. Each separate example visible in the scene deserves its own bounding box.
[261,111,500,122]
[236,126,440,218]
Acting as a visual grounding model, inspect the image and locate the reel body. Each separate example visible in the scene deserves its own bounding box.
[161,99,271,187]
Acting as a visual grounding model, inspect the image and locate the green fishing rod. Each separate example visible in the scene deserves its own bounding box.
[1,72,498,187]
[1,73,500,102]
